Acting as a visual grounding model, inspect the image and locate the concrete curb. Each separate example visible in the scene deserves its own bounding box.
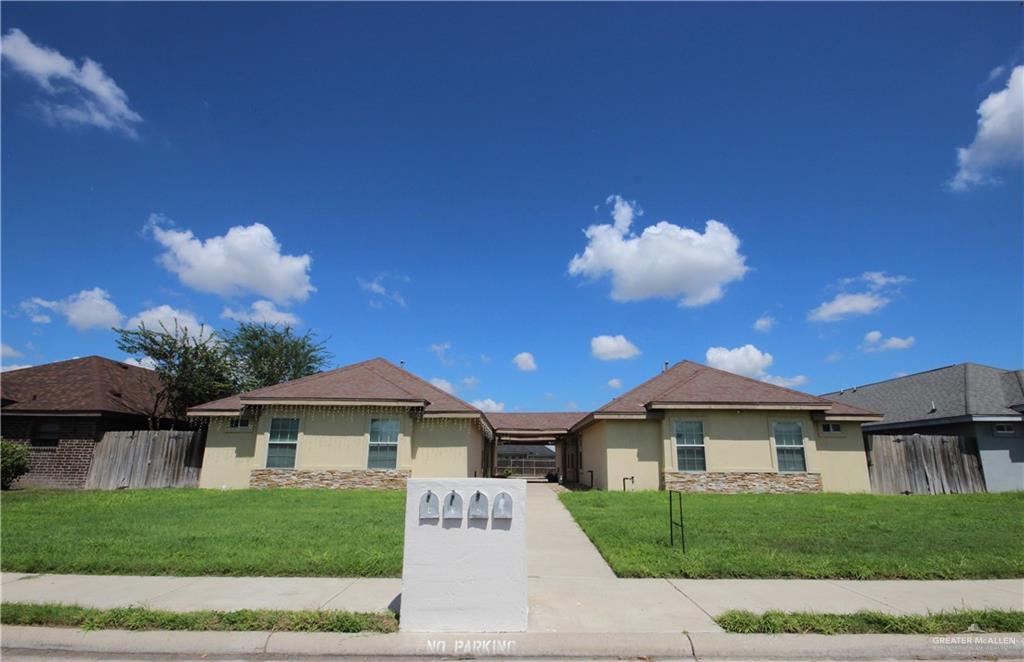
[2,626,1022,659]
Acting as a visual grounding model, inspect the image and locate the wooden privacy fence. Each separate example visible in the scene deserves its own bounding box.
[85,429,204,490]
[865,434,986,495]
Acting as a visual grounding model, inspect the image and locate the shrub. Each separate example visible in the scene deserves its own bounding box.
[1,440,30,490]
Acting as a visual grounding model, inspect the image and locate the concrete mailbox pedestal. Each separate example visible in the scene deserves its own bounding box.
[399,478,528,632]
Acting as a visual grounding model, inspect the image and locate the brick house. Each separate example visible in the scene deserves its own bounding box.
[1,356,176,488]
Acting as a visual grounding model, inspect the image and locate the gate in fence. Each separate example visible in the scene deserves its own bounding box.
[865,433,986,494]
[84,429,205,490]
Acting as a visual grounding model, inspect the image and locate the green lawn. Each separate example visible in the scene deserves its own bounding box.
[559,490,1024,579]
[1,489,405,577]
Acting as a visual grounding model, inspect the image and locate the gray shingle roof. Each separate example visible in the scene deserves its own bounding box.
[821,363,1024,427]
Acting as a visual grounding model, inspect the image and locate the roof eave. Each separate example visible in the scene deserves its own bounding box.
[647,401,830,411]
[239,398,428,408]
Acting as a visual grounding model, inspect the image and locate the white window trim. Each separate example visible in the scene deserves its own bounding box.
[367,417,400,470]
[772,420,807,473]
[266,417,300,469]
[674,419,707,473]
[993,423,1016,436]
[820,422,843,435]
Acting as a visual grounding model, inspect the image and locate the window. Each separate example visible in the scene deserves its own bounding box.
[32,421,60,448]
[228,417,251,430]
[821,422,842,434]
[675,421,706,472]
[369,418,400,469]
[266,418,299,468]
[774,422,806,472]
[994,423,1016,435]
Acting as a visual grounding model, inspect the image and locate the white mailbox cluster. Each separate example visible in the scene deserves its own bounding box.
[400,478,528,633]
[418,489,514,522]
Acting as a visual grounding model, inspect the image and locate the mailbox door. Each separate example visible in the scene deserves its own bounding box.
[419,491,440,519]
[468,491,489,519]
[442,491,464,519]
[493,491,513,519]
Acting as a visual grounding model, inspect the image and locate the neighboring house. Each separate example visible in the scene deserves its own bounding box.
[1,356,174,488]
[189,357,881,493]
[824,364,1024,493]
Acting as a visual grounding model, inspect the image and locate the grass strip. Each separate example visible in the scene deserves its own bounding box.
[0,602,397,633]
[716,609,1024,634]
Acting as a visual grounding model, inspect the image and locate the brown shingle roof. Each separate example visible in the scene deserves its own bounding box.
[596,360,878,418]
[486,412,587,432]
[1,356,170,418]
[189,357,479,414]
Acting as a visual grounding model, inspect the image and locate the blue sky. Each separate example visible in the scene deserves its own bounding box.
[2,3,1021,413]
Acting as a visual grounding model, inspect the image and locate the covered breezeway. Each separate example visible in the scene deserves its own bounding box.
[484,412,587,483]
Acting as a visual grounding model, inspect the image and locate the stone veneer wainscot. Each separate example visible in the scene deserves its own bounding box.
[662,471,822,493]
[249,468,411,490]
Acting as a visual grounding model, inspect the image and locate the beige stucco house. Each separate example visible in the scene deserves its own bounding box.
[188,358,880,492]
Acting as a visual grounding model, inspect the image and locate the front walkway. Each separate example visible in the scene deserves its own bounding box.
[2,485,1021,634]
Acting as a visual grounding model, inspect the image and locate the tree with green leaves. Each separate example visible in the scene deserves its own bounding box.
[221,322,331,392]
[115,322,236,422]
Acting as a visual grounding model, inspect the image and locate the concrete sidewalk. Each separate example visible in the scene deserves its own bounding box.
[4,572,1021,632]
[526,482,615,579]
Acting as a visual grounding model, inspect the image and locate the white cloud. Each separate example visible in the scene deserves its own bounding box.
[949,65,1023,191]
[146,216,314,304]
[753,315,776,332]
[808,293,889,322]
[430,342,453,365]
[811,272,909,322]
[122,356,156,370]
[569,197,748,307]
[606,194,642,234]
[857,271,911,291]
[0,28,142,137]
[472,398,505,413]
[706,344,774,378]
[880,336,916,351]
[461,376,480,390]
[127,305,209,338]
[824,351,843,364]
[358,274,407,308]
[1,363,32,372]
[1,343,24,359]
[479,354,491,364]
[21,288,124,331]
[430,377,456,394]
[862,330,916,352]
[608,377,623,389]
[513,352,537,372]
[221,300,300,326]
[590,334,641,361]
[705,344,807,389]
[987,65,1008,84]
